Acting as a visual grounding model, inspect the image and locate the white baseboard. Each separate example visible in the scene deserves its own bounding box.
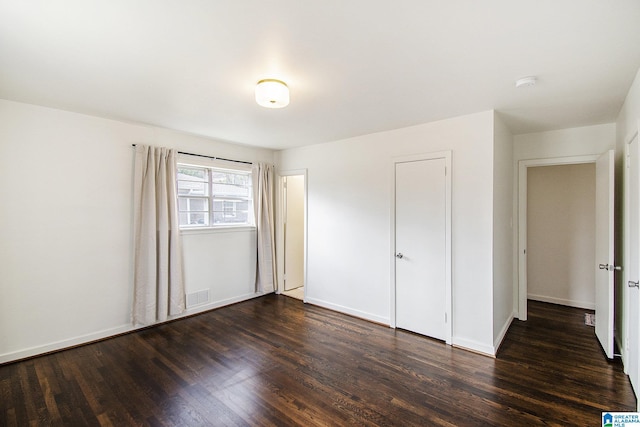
[493,311,516,353]
[452,337,496,357]
[0,324,135,364]
[528,294,595,310]
[306,297,498,357]
[305,297,390,325]
[616,335,628,373]
[0,292,266,365]
[183,292,265,316]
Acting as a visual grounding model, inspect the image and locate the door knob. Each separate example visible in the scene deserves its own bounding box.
[629,280,639,288]
[396,253,404,259]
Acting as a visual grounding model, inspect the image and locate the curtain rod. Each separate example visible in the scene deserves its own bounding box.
[131,144,252,165]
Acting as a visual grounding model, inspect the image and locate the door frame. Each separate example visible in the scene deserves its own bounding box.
[390,151,452,345]
[517,154,599,320]
[276,169,308,297]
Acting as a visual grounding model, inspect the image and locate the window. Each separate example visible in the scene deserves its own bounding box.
[177,164,253,228]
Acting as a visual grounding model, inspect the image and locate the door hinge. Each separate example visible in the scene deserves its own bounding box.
[445,312,448,323]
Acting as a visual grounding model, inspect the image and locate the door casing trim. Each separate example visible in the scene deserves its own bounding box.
[276,169,308,298]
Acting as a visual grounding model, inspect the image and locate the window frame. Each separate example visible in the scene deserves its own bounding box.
[176,155,254,231]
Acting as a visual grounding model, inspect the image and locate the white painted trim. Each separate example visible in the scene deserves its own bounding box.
[623,137,630,370]
[0,324,135,364]
[517,154,599,321]
[180,226,256,236]
[390,150,452,345]
[305,297,390,325]
[0,292,266,364]
[275,169,308,299]
[617,332,627,371]
[623,131,638,373]
[452,337,495,357]
[182,292,265,316]
[493,312,516,353]
[528,294,595,310]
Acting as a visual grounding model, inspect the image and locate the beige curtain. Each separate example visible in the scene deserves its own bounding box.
[252,163,276,293]
[133,145,185,325]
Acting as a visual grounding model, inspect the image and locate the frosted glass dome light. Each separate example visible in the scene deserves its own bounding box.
[255,79,289,108]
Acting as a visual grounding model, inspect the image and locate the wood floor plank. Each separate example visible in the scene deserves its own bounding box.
[0,296,635,426]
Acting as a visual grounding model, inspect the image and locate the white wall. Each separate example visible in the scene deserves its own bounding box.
[0,99,274,363]
[276,110,497,355]
[617,68,640,148]
[616,67,640,368]
[514,124,616,160]
[527,163,596,309]
[492,113,514,349]
[182,228,258,304]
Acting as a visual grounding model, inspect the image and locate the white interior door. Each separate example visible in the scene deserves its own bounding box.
[283,175,305,291]
[627,136,640,392]
[395,158,446,340]
[595,149,616,359]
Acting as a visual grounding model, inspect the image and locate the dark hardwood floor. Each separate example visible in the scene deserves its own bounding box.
[0,296,635,426]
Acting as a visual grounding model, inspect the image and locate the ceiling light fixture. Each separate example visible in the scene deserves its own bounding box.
[255,79,289,108]
[515,76,537,88]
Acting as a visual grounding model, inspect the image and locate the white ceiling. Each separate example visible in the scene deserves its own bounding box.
[1,1,640,150]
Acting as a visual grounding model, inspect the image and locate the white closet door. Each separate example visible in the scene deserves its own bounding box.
[395,158,446,340]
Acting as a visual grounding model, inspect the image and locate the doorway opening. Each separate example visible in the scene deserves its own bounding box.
[276,171,307,301]
[526,163,596,310]
[517,155,598,320]
[517,152,616,358]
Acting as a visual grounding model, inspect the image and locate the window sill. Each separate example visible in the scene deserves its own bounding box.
[180,225,256,235]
